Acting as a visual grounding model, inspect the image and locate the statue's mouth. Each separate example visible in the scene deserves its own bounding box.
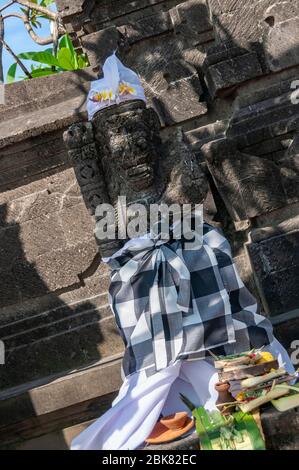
[127,164,154,185]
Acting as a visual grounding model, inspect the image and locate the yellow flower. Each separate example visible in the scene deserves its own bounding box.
[256,352,275,364]
[236,392,245,401]
[90,92,103,103]
[102,89,114,101]
[119,81,136,96]
[90,89,114,103]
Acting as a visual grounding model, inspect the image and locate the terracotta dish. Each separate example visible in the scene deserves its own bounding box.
[145,412,194,444]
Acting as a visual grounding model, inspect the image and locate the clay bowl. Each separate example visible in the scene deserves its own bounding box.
[160,412,188,430]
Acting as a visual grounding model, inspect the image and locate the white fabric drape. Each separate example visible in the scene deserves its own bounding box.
[71,338,294,450]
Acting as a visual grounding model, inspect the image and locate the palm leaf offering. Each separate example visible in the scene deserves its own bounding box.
[192,407,265,451]
[214,351,299,414]
[271,384,299,412]
[179,351,299,450]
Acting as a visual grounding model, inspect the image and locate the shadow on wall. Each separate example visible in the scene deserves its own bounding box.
[0,201,107,391]
[63,2,299,290]
[67,0,299,231]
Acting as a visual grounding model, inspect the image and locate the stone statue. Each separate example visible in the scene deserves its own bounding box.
[63,100,208,258]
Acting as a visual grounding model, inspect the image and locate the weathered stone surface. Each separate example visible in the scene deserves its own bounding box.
[263,1,299,23]
[202,139,286,222]
[0,135,101,317]
[208,0,275,43]
[261,407,299,450]
[248,230,299,316]
[150,61,207,125]
[204,49,263,97]
[118,10,172,44]
[12,239,97,295]
[263,17,299,72]
[0,269,21,308]
[64,100,209,257]
[0,311,123,389]
[0,356,122,447]
[274,317,299,359]
[0,131,68,191]
[0,67,98,150]
[56,0,90,18]
[80,27,120,69]
[0,169,82,223]
[1,0,299,449]
[0,264,110,325]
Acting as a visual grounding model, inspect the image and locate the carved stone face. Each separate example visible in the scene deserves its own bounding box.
[63,122,94,149]
[93,102,162,206]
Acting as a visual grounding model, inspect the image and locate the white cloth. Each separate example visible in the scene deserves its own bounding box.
[71,338,294,450]
[87,53,146,120]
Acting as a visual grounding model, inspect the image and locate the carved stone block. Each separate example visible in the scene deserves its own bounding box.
[248,229,299,315]
[151,61,207,126]
[202,139,286,222]
[204,48,263,97]
[263,17,299,72]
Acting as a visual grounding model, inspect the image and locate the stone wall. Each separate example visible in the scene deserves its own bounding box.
[55,0,299,342]
[1,0,299,447]
[0,68,123,389]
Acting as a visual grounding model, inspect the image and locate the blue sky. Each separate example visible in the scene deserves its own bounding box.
[1,0,55,81]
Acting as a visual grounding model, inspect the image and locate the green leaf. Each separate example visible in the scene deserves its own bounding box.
[59,34,75,54]
[18,51,60,67]
[35,13,51,20]
[40,0,55,6]
[6,63,18,83]
[57,48,76,70]
[30,67,58,78]
[77,54,89,69]
[77,55,86,69]
[59,34,78,68]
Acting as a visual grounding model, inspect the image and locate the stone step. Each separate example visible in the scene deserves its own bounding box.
[0,354,123,449]
[4,306,112,350]
[0,292,109,339]
[0,286,124,389]
[0,268,119,390]
[0,315,124,389]
[1,344,298,450]
[1,300,110,347]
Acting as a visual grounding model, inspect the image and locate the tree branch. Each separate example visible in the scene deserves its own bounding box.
[0,37,32,78]
[17,0,57,20]
[3,12,24,20]
[4,10,57,46]
[0,1,16,14]
[23,9,54,45]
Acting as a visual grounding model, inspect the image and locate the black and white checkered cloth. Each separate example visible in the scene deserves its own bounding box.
[105,223,274,378]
